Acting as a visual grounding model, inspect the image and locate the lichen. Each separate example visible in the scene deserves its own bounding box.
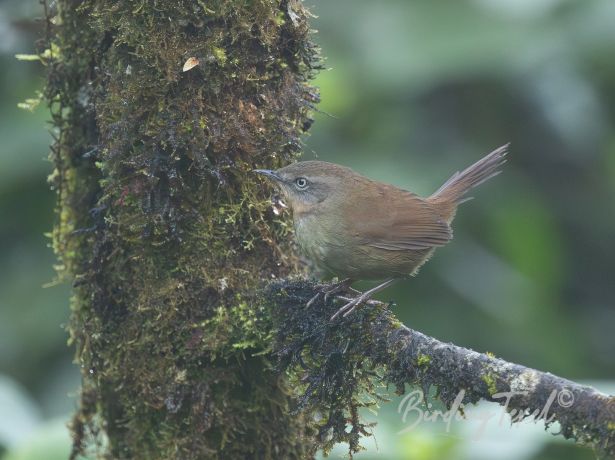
[509,369,540,394]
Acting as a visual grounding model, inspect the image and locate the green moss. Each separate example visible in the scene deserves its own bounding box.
[270,279,393,457]
[212,46,227,65]
[417,354,431,368]
[481,373,498,396]
[46,0,320,458]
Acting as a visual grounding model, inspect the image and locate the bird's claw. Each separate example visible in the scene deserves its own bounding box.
[306,290,324,308]
[306,278,353,308]
[329,278,396,320]
[330,292,373,320]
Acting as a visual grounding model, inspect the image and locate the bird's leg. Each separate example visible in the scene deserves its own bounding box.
[306,278,354,308]
[331,278,396,320]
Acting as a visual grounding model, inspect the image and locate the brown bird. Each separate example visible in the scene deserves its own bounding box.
[255,144,508,319]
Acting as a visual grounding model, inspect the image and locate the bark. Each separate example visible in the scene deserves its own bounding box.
[45,0,319,458]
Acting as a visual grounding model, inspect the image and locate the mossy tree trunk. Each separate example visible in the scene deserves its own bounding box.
[46,1,319,458]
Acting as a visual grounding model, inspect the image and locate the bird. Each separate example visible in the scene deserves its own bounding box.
[255,144,509,319]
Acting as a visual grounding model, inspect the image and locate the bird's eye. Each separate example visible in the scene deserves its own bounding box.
[294,177,308,189]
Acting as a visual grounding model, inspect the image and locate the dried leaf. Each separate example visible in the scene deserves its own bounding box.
[182,57,200,72]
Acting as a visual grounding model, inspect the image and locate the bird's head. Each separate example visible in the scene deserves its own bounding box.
[254,161,354,215]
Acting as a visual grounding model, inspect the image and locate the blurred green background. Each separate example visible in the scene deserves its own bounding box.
[1,0,613,459]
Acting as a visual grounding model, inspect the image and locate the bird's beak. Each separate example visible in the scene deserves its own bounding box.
[253,169,283,182]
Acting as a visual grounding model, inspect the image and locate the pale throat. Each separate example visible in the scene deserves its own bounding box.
[287,199,318,218]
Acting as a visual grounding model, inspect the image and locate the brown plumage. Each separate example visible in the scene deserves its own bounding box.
[255,143,508,317]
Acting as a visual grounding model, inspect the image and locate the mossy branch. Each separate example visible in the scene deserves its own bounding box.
[44,0,613,458]
[268,278,615,458]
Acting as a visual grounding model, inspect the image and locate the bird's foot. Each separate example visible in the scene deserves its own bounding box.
[306,278,354,308]
[330,292,374,320]
[330,278,397,320]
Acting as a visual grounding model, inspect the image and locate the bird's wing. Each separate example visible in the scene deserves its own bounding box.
[347,181,452,251]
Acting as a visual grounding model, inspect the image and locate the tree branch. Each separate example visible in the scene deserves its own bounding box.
[268,278,615,457]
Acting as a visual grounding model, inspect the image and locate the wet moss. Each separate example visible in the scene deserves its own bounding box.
[269,279,615,458]
[46,0,320,458]
[269,279,392,457]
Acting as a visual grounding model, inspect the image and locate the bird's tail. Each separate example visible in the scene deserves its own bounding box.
[428,143,509,220]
